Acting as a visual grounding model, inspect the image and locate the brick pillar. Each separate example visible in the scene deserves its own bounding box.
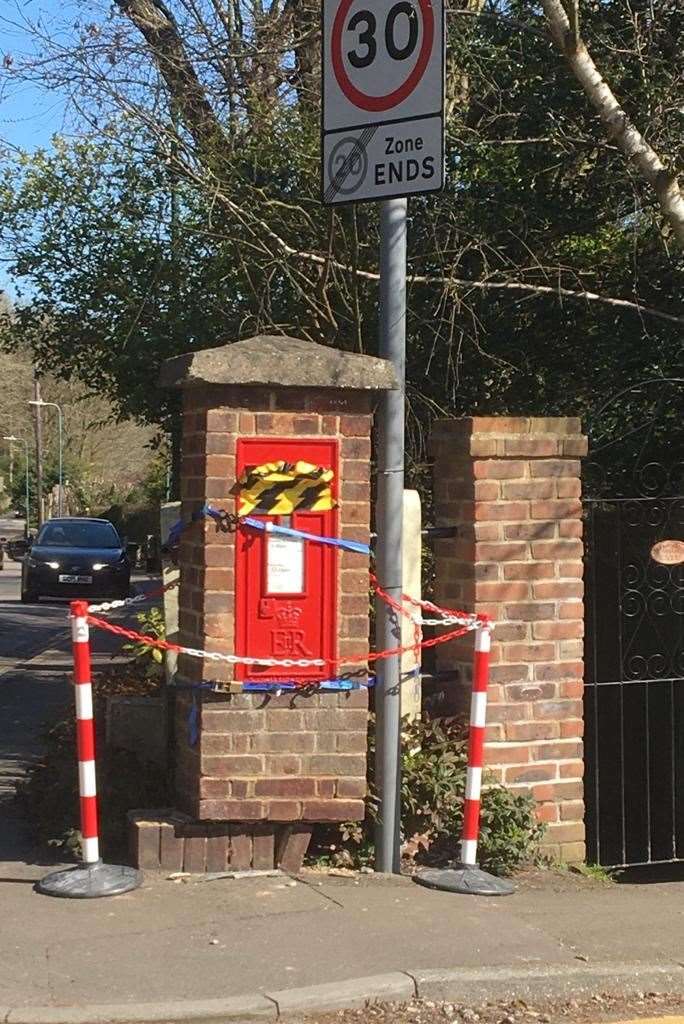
[130,337,397,873]
[430,417,588,864]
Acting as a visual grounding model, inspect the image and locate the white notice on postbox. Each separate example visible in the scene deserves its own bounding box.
[267,534,305,594]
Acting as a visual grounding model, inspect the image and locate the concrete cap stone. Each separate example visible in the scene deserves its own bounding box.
[159,336,398,391]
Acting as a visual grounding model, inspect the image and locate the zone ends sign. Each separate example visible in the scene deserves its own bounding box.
[322,0,444,204]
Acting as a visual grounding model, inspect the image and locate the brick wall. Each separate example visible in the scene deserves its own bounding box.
[430,417,588,863]
[174,385,372,824]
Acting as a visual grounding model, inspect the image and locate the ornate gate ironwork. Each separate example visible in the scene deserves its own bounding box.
[584,385,684,868]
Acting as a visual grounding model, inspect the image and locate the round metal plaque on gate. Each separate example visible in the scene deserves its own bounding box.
[650,539,684,565]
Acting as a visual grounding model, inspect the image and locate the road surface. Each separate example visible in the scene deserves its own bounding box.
[0,515,160,862]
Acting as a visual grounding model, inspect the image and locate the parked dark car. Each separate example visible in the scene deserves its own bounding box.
[21,517,131,603]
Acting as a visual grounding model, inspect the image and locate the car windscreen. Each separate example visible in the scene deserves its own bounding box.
[37,521,120,549]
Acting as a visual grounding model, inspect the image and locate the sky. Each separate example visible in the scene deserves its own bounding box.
[0,1,77,295]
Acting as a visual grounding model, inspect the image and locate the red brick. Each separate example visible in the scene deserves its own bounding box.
[203,710,262,732]
[343,460,370,481]
[473,460,527,480]
[205,433,234,455]
[265,755,302,775]
[559,601,584,620]
[534,699,583,720]
[557,479,582,499]
[306,754,366,776]
[559,561,584,578]
[252,733,315,754]
[544,821,585,843]
[489,665,531,684]
[560,718,584,738]
[530,500,582,520]
[503,562,555,581]
[340,415,371,436]
[184,835,207,872]
[530,460,581,479]
[229,829,253,868]
[506,682,556,700]
[506,721,560,741]
[267,800,303,820]
[341,594,370,615]
[561,438,588,456]
[205,454,235,476]
[476,543,529,562]
[532,740,583,761]
[200,800,265,819]
[533,582,584,600]
[560,760,585,779]
[531,540,583,560]
[204,568,234,591]
[560,841,586,863]
[475,582,532,602]
[560,680,584,698]
[336,732,368,753]
[254,778,317,798]
[532,621,584,640]
[341,437,371,460]
[503,642,555,662]
[206,409,238,432]
[239,412,255,433]
[505,764,557,784]
[487,702,533,724]
[536,803,560,823]
[473,481,500,501]
[505,602,555,621]
[502,480,555,500]
[560,800,585,821]
[202,755,264,776]
[532,780,583,802]
[484,743,532,765]
[534,663,584,682]
[252,827,276,869]
[341,481,371,502]
[302,800,365,821]
[504,523,556,541]
[276,825,313,871]
[474,501,528,521]
[264,710,305,731]
[504,438,559,457]
[336,778,367,798]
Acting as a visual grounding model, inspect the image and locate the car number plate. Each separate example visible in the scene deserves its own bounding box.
[58,574,93,585]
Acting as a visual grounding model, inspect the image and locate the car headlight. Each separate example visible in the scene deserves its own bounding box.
[46,561,60,570]
[92,563,109,571]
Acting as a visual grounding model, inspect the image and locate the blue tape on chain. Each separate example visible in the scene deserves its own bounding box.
[242,516,372,556]
[243,677,374,692]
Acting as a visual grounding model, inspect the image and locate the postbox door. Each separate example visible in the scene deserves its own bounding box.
[234,438,339,681]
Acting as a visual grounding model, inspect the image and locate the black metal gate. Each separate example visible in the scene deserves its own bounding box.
[584,406,684,867]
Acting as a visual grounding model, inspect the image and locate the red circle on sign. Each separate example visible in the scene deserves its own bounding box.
[331,0,435,113]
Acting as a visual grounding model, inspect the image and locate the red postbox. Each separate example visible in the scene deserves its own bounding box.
[234,437,339,682]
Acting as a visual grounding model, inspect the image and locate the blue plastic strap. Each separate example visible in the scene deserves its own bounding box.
[242,516,371,556]
[243,677,373,692]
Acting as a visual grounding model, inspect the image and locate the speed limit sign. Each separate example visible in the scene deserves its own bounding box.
[322,0,444,204]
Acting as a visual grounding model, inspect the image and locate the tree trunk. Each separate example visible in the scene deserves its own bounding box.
[542,0,684,247]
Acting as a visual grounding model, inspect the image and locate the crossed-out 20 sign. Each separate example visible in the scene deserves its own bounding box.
[322,0,444,204]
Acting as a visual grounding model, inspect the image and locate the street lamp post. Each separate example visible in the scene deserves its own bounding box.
[28,400,64,517]
[3,435,30,537]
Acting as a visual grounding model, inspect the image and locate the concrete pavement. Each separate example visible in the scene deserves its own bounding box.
[0,863,682,1019]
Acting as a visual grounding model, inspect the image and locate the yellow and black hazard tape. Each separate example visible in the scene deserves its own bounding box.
[233,460,336,516]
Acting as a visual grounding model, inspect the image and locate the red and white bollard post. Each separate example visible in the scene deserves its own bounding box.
[416,622,514,896]
[37,601,142,898]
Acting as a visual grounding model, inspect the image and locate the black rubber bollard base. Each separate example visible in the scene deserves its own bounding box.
[414,862,515,897]
[36,860,143,899]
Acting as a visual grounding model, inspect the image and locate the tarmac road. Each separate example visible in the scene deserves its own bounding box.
[0,516,160,852]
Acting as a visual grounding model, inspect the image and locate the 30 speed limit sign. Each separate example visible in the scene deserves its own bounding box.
[322,0,444,204]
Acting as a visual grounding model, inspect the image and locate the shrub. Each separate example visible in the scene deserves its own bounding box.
[310,716,544,875]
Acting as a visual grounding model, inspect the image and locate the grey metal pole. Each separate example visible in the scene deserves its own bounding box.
[374,197,407,874]
[56,405,63,517]
[23,439,30,537]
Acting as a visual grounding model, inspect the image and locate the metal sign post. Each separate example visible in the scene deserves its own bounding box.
[374,197,407,872]
[322,0,444,872]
